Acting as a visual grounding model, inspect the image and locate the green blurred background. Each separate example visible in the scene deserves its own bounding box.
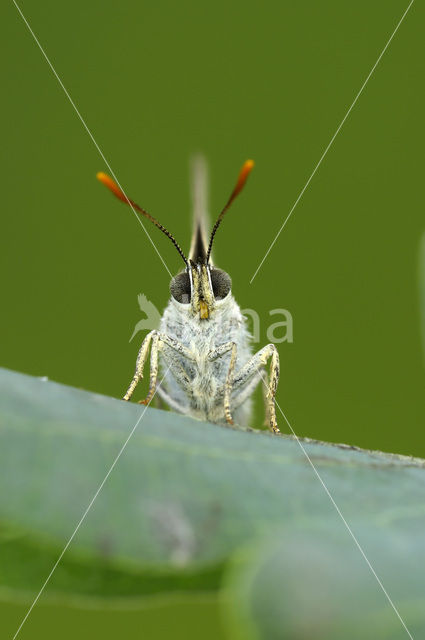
[1,0,423,637]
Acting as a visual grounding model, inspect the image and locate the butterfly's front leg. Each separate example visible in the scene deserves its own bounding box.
[123,330,156,401]
[124,330,195,405]
[208,341,238,424]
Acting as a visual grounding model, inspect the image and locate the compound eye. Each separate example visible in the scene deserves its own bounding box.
[210,268,232,300]
[170,271,191,303]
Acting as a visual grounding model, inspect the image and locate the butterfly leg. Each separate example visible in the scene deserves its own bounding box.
[123,330,155,401]
[124,330,195,405]
[261,371,271,427]
[230,344,280,434]
[208,342,238,424]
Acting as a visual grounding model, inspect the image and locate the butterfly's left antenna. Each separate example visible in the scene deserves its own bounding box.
[97,172,188,266]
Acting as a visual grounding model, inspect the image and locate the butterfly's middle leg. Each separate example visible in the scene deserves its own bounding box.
[208,341,280,432]
[210,343,280,433]
[231,343,280,434]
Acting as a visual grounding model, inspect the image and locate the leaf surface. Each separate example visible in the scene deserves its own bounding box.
[0,367,424,614]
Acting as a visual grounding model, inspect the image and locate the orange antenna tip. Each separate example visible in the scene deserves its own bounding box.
[233,159,254,198]
[95,170,188,264]
[206,158,255,262]
[96,171,127,203]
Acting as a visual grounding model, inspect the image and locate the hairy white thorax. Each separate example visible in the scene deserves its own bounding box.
[158,293,253,425]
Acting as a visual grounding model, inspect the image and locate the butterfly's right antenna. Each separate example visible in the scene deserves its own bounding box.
[97,172,188,266]
[206,160,254,263]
